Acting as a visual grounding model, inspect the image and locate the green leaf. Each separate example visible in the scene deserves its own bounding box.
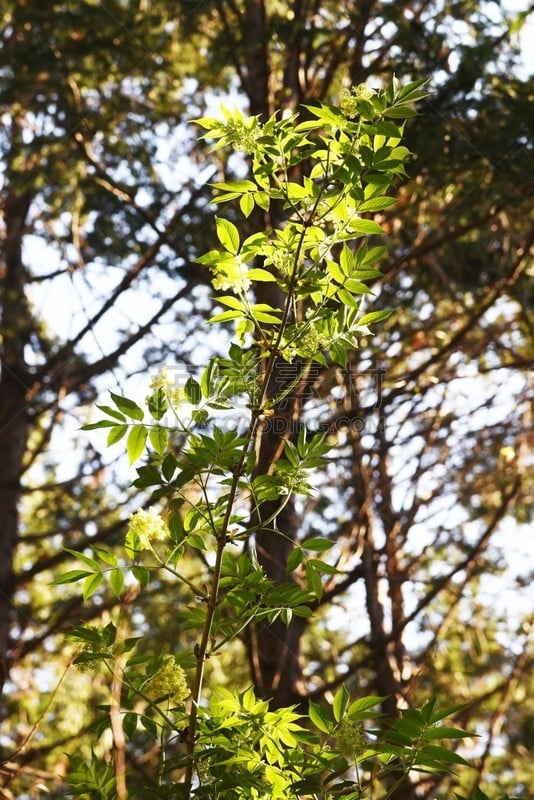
[147,388,167,420]
[184,377,202,404]
[347,696,387,720]
[200,360,218,398]
[240,192,254,217]
[209,309,242,324]
[127,425,148,465]
[252,302,281,315]
[306,562,323,600]
[110,392,144,421]
[217,295,245,311]
[132,566,151,587]
[187,532,207,551]
[308,700,333,734]
[254,310,282,323]
[358,309,392,326]
[95,404,126,422]
[215,217,240,254]
[333,685,350,723]
[248,267,275,281]
[107,424,128,446]
[286,181,308,200]
[308,558,339,575]
[397,77,430,102]
[196,250,222,266]
[390,145,412,162]
[327,260,345,284]
[123,712,138,740]
[339,244,354,275]
[82,420,119,430]
[424,726,471,740]
[286,548,304,573]
[358,196,397,212]
[349,218,385,235]
[280,607,293,626]
[133,464,161,488]
[68,625,103,645]
[51,569,92,585]
[149,426,168,455]
[384,105,419,118]
[109,568,125,599]
[211,179,257,192]
[83,572,104,601]
[337,287,360,308]
[193,115,224,130]
[192,408,209,426]
[73,650,110,666]
[304,537,334,552]
[167,512,184,541]
[140,715,158,736]
[92,547,117,566]
[423,702,467,723]
[360,244,387,266]
[344,278,372,294]
[418,744,471,767]
[254,191,270,211]
[101,622,117,647]
[372,120,404,138]
[64,548,100,571]
[294,118,324,132]
[161,453,177,482]
[352,268,382,280]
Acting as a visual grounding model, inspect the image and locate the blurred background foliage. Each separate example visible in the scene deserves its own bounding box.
[0,1,532,798]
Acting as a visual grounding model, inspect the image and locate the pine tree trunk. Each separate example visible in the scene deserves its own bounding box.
[246,354,311,709]
[0,189,32,698]
[238,1,319,710]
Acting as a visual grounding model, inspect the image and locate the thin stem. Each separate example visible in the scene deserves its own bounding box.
[109,597,138,800]
[182,229,316,791]
[110,647,127,800]
[183,416,258,793]
[257,153,332,410]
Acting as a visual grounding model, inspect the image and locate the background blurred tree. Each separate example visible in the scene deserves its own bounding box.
[0,1,532,798]
[0,0,214,696]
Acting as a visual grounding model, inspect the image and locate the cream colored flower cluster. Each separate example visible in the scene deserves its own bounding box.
[128,507,168,550]
[144,657,190,706]
[335,719,367,757]
[147,366,184,406]
[340,83,375,119]
[211,257,251,292]
[222,114,262,154]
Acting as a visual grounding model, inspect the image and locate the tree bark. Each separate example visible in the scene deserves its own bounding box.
[243,0,270,118]
[246,354,313,709]
[236,1,313,709]
[0,189,32,697]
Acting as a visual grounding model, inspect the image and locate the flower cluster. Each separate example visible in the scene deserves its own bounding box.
[222,114,262,154]
[340,83,376,119]
[335,720,367,757]
[295,323,329,358]
[273,464,313,496]
[147,366,184,406]
[75,626,113,672]
[144,657,190,706]
[128,507,168,550]
[211,256,251,292]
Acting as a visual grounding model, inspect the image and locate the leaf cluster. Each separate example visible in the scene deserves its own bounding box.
[59,79,495,800]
